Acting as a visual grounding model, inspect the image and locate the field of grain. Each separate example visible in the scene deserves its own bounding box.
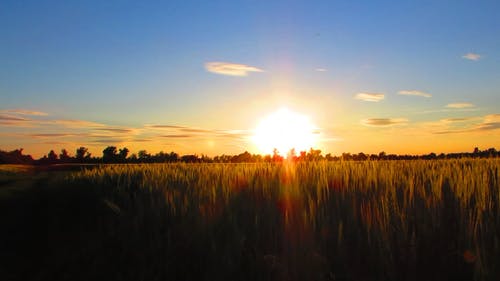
[65,159,498,280]
[1,159,499,281]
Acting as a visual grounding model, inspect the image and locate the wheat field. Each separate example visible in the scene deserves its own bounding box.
[56,159,499,280]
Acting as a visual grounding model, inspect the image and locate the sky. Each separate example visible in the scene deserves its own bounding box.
[1,0,499,158]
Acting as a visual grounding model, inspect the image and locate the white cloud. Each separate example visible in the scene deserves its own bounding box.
[205,62,263,76]
[354,93,385,102]
[446,103,475,109]
[315,68,327,72]
[361,118,408,127]
[398,90,432,98]
[462,53,481,61]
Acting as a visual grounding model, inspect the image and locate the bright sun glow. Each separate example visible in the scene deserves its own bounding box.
[253,108,318,156]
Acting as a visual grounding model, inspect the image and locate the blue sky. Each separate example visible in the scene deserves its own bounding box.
[1,0,499,157]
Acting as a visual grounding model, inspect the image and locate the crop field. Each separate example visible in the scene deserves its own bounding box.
[1,159,499,281]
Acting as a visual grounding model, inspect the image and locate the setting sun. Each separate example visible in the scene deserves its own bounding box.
[253,108,318,156]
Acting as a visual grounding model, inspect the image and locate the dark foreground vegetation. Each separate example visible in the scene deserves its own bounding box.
[1,146,499,165]
[1,159,499,281]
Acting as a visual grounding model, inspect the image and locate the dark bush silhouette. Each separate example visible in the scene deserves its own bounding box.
[102,146,118,163]
[0,146,498,165]
[118,147,129,163]
[0,149,34,164]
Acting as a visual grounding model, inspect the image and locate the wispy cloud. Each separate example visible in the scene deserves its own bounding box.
[446,102,475,109]
[398,90,432,98]
[0,116,105,128]
[474,122,500,131]
[354,93,385,102]
[215,129,250,139]
[146,124,186,129]
[462,53,481,61]
[160,134,195,138]
[315,68,327,72]
[0,109,48,116]
[30,133,86,138]
[148,124,215,134]
[440,117,477,123]
[432,113,500,134]
[91,138,126,144]
[1,111,254,154]
[205,62,263,76]
[0,114,29,121]
[433,124,500,134]
[484,114,500,123]
[362,118,408,127]
[51,119,105,128]
[179,128,214,133]
[147,124,249,139]
[94,127,135,133]
[42,141,71,145]
[130,139,152,142]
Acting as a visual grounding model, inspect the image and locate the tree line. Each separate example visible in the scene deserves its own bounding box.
[0,146,499,165]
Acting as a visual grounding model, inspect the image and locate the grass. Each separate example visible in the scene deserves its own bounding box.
[1,159,499,281]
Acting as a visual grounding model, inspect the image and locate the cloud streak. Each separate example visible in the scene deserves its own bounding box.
[0,109,48,116]
[484,114,500,123]
[147,124,250,139]
[355,93,385,102]
[432,113,500,134]
[446,102,475,109]
[462,53,481,61]
[398,90,432,98]
[160,134,195,138]
[0,114,29,121]
[362,118,408,127]
[205,62,263,76]
[94,127,135,133]
[31,133,79,138]
[440,117,477,123]
[51,119,105,128]
[146,124,186,129]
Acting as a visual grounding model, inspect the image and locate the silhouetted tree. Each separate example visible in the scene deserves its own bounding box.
[487,147,497,157]
[138,150,151,162]
[272,148,283,162]
[0,148,33,164]
[48,150,58,162]
[168,152,179,162]
[298,151,307,161]
[263,154,272,162]
[233,151,252,163]
[181,154,200,163]
[118,147,129,162]
[59,149,72,163]
[423,152,437,160]
[76,147,91,162]
[341,152,352,161]
[4,144,499,164]
[379,151,386,160]
[287,148,297,161]
[307,148,323,161]
[128,153,138,162]
[103,146,118,163]
[356,152,368,161]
